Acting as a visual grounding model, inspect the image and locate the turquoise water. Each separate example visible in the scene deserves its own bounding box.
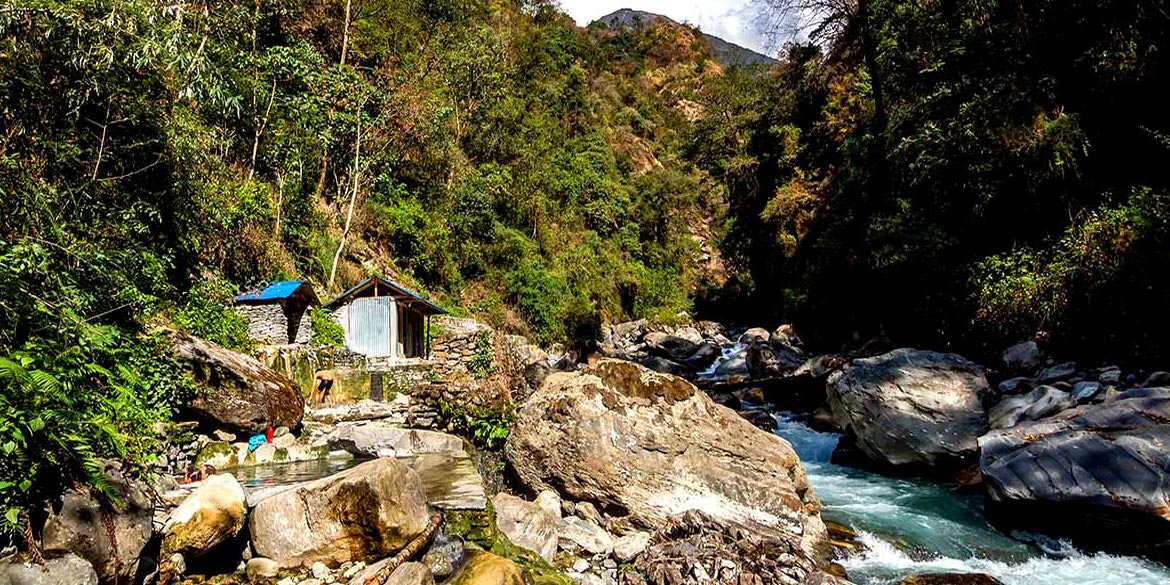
[771,413,1170,585]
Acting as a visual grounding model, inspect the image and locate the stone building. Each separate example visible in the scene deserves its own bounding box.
[233,281,320,346]
[324,276,446,361]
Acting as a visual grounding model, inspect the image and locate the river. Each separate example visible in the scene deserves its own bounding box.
[770,412,1170,584]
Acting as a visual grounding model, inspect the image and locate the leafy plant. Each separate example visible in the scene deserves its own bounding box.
[437,400,513,451]
[310,307,346,348]
[468,329,498,380]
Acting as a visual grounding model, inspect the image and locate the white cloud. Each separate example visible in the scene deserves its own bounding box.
[555,0,776,57]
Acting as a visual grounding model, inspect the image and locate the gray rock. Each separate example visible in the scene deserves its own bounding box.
[997,377,1032,396]
[247,557,281,580]
[1073,381,1103,403]
[988,386,1076,429]
[826,349,990,469]
[558,516,614,555]
[41,465,152,584]
[612,531,651,562]
[311,561,330,579]
[0,553,99,585]
[492,493,558,562]
[249,458,430,568]
[326,422,467,459]
[737,328,770,345]
[574,502,602,525]
[1142,371,1170,388]
[1097,366,1123,386]
[505,359,827,566]
[712,354,748,378]
[980,387,1170,557]
[1002,341,1041,372]
[1038,362,1077,384]
[644,331,700,362]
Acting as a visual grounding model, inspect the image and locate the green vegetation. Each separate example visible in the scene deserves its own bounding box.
[468,330,498,380]
[438,400,513,451]
[309,307,346,348]
[698,0,1170,364]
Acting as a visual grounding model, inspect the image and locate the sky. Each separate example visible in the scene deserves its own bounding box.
[555,0,775,57]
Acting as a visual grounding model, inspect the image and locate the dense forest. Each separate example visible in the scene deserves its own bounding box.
[1,0,1169,540]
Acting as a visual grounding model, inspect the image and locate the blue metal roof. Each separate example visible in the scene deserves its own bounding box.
[234,281,316,304]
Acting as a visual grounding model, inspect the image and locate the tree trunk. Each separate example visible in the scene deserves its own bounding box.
[340,0,353,66]
[327,107,361,292]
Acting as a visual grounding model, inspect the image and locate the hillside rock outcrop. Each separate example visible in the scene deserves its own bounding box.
[827,349,990,469]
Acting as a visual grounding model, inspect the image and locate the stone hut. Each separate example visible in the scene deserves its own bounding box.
[324,276,446,360]
[233,281,320,346]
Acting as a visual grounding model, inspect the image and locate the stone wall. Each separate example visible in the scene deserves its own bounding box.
[236,304,289,345]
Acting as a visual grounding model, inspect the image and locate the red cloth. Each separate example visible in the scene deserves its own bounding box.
[266,426,274,443]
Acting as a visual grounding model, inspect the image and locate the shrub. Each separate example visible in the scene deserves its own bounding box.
[309,307,346,348]
[172,278,252,351]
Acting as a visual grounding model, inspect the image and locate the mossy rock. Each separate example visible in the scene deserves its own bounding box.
[195,441,237,468]
[444,502,571,585]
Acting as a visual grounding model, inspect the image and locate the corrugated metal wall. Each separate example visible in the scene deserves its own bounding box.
[348,297,393,357]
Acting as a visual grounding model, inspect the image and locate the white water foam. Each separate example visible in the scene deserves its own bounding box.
[843,530,1170,585]
[768,412,1170,585]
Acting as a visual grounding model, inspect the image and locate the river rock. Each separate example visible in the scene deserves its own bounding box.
[162,473,247,558]
[170,332,304,433]
[557,516,614,555]
[980,387,1170,559]
[326,422,467,458]
[996,377,1032,396]
[826,349,990,469]
[738,327,770,344]
[246,557,280,580]
[987,386,1076,429]
[1001,341,1041,372]
[492,493,558,562]
[612,531,651,562]
[506,359,827,568]
[681,341,722,370]
[41,464,152,584]
[1072,381,1103,403]
[363,562,435,585]
[1142,371,1170,387]
[901,574,1005,585]
[644,331,701,361]
[0,553,100,585]
[1038,361,1077,383]
[445,552,525,585]
[249,458,429,568]
[713,353,749,378]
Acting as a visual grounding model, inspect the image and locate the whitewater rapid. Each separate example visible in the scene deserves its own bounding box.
[770,413,1170,585]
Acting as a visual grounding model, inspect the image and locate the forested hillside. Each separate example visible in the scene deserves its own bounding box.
[0,0,730,531]
[696,0,1170,364]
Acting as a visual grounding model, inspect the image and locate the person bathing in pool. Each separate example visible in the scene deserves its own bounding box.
[310,369,336,408]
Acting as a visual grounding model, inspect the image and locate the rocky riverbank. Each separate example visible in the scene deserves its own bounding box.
[9,319,1170,585]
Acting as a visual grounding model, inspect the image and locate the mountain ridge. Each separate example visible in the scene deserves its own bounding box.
[592,8,776,69]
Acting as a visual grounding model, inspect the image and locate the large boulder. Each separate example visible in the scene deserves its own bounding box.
[643,331,701,362]
[41,465,152,584]
[826,349,990,469]
[0,554,99,585]
[326,423,467,459]
[161,474,247,558]
[505,359,827,571]
[169,332,304,433]
[491,493,558,562]
[249,458,429,568]
[980,387,1170,559]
